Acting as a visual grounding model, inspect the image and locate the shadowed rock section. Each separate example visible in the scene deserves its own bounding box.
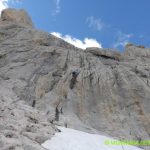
[0,9,149,150]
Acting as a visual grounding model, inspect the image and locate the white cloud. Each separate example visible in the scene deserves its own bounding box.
[86,16,104,31]
[51,32,102,49]
[113,31,132,48]
[0,0,8,14]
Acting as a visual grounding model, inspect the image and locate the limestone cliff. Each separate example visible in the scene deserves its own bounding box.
[0,8,149,150]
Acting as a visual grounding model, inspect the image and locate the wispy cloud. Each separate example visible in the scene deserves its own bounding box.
[56,0,60,14]
[86,16,104,31]
[51,32,102,49]
[52,0,61,15]
[86,15,134,49]
[139,34,144,39]
[113,31,132,48]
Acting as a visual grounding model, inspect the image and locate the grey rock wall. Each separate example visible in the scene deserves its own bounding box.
[0,8,149,149]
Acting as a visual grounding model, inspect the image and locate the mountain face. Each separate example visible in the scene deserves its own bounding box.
[0,8,149,150]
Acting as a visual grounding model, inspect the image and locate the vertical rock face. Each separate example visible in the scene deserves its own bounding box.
[0,9,150,149]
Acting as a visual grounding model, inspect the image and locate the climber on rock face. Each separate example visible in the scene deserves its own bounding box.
[32,100,36,107]
[55,105,60,121]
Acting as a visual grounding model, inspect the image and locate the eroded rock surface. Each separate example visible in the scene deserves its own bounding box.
[0,9,150,149]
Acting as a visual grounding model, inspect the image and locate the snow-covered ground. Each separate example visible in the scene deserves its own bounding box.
[42,127,143,150]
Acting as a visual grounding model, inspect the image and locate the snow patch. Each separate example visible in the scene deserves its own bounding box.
[42,127,143,150]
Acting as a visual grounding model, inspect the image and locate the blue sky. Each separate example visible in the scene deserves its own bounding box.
[0,0,150,51]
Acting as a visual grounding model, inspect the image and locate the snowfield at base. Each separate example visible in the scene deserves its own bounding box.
[41,127,143,150]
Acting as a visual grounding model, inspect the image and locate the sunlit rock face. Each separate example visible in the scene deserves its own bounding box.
[0,8,33,27]
[0,8,149,150]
